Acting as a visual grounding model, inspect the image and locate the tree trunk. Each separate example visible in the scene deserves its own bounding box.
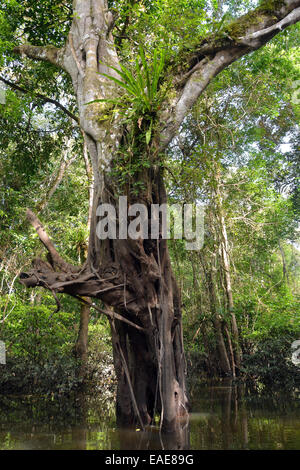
[37,138,77,213]
[74,137,94,380]
[223,322,236,379]
[21,168,189,436]
[74,302,90,380]
[200,253,232,376]
[214,163,241,373]
[94,169,189,433]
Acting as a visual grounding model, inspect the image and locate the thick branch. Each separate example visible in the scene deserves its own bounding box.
[239,6,300,45]
[159,0,300,148]
[195,0,300,59]
[13,45,64,68]
[26,209,79,273]
[74,295,145,332]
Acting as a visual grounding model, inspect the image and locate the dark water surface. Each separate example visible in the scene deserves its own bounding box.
[0,381,299,450]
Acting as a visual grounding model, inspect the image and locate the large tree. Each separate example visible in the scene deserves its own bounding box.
[2,0,300,437]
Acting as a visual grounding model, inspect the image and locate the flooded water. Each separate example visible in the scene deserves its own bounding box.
[0,381,299,450]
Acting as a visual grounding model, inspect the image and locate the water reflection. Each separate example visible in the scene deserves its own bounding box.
[0,381,299,450]
[189,379,300,450]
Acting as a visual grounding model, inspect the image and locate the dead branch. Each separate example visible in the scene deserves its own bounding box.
[73,295,146,332]
[26,209,80,273]
[0,76,79,124]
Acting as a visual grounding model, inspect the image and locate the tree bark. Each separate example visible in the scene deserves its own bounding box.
[74,302,90,380]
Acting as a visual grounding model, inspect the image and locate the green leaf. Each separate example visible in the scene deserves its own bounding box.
[146,120,153,145]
